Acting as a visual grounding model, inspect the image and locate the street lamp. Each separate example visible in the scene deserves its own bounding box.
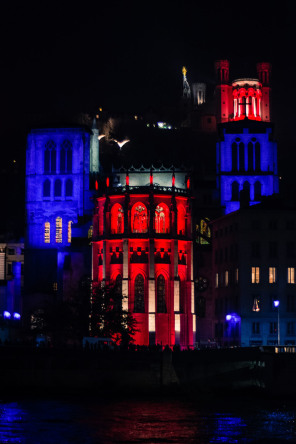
[273,300,280,346]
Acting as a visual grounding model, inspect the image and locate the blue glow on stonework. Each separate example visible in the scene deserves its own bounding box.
[217,126,279,215]
[26,128,93,249]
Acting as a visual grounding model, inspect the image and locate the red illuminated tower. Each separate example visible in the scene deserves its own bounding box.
[215,60,272,123]
[256,62,271,122]
[215,60,233,123]
[91,166,196,348]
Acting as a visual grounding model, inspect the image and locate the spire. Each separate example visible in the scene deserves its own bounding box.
[92,117,97,130]
[182,66,191,99]
[90,117,99,173]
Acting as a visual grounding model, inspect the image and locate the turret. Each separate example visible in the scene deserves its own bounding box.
[215,60,233,123]
[257,62,272,122]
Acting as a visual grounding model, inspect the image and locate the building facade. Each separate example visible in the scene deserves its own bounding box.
[0,241,23,337]
[92,166,196,348]
[24,125,99,320]
[211,200,296,347]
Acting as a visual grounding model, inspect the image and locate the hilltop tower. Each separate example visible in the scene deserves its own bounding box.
[215,61,278,214]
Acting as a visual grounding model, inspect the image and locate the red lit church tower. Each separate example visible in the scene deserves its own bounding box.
[215,60,271,123]
[92,166,196,348]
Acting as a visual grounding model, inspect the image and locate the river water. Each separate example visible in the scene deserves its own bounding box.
[0,393,295,443]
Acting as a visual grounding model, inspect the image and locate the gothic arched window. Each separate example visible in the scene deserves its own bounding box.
[255,142,261,171]
[44,222,50,243]
[43,179,50,197]
[239,142,245,171]
[111,203,124,234]
[231,181,239,201]
[254,181,262,200]
[134,274,145,313]
[55,217,62,243]
[157,274,167,313]
[54,179,62,197]
[243,181,250,201]
[248,142,254,171]
[67,221,72,243]
[232,142,238,171]
[65,179,73,197]
[60,140,73,173]
[131,203,148,233]
[155,203,170,234]
[60,147,66,173]
[44,149,50,173]
[44,140,56,173]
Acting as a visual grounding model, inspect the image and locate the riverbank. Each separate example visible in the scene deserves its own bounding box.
[1,346,295,398]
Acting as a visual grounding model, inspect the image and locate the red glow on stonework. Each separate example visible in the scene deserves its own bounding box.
[150,174,153,185]
[95,180,98,190]
[186,178,190,189]
[172,175,175,187]
[106,177,110,187]
[126,175,129,186]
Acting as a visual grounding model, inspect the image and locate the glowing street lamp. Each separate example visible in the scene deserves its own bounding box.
[273,300,280,346]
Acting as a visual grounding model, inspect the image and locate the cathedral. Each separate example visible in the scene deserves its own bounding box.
[21,59,288,348]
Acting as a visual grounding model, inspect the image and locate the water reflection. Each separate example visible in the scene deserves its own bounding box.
[0,403,25,443]
[210,415,246,443]
[0,397,296,443]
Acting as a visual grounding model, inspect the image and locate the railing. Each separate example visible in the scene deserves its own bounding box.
[105,185,189,195]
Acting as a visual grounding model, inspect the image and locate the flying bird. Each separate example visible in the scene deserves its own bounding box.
[112,139,130,149]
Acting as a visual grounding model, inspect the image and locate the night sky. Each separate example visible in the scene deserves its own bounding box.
[0,1,295,235]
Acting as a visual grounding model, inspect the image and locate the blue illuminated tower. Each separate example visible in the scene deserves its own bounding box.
[216,120,279,214]
[25,125,99,313]
[215,61,279,215]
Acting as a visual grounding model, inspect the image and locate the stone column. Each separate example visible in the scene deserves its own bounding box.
[122,238,129,311]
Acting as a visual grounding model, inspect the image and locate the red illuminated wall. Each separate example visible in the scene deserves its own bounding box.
[215,60,272,123]
[92,185,195,349]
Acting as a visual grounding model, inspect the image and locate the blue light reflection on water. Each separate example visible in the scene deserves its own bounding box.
[0,397,296,443]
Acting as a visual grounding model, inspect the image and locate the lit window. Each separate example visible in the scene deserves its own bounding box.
[225,270,229,287]
[44,222,50,243]
[215,273,219,288]
[68,221,72,243]
[288,267,295,284]
[111,204,124,234]
[155,204,170,234]
[269,267,276,284]
[55,217,62,243]
[131,203,148,233]
[251,267,260,284]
